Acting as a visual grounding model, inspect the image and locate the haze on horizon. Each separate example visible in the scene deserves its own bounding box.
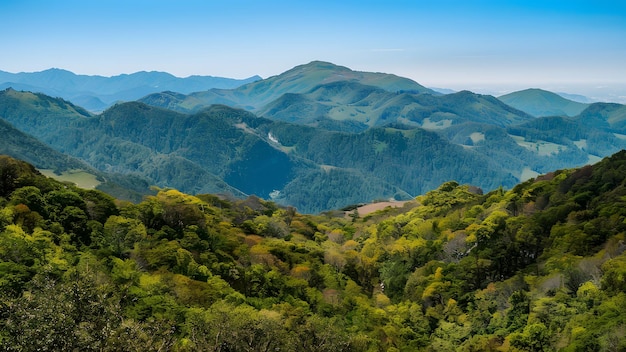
[1,0,625,102]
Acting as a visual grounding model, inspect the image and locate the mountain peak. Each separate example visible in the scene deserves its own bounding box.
[499,88,588,117]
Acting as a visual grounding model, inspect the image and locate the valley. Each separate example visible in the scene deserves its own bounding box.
[1,61,625,213]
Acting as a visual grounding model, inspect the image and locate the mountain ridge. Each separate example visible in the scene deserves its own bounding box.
[139,61,439,113]
[0,68,261,111]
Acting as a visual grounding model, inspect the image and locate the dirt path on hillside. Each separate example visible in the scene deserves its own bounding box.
[349,200,414,217]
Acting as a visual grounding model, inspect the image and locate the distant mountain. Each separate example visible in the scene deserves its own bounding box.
[429,87,456,94]
[0,68,260,111]
[0,88,92,136]
[557,92,595,104]
[498,88,589,117]
[139,61,438,113]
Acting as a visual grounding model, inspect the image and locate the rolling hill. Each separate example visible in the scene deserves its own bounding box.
[574,102,626,133]
[258,83,534,131]
[498,88,589,117]
[0,88,522,213]
[4,86,613,213]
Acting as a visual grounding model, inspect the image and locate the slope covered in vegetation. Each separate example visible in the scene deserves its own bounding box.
[1,150,626,351]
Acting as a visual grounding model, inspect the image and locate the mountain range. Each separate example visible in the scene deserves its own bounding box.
[0,68,260,112]
[1,61,625,213]
[138,61,436,113]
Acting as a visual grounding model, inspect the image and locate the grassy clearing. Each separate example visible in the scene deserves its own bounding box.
[421,117,452,130]
[40,169,101,189]
[520,167,540,181]
[510,135,565,156]
[470,132,485,144]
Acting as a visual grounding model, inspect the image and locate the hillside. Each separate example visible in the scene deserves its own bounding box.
[574,102,626,133]
[498,88,589,117]
[258,83,533,131]
[139,61,438,113]
[5,84,626,213]
[0,91,417,212]
[0,89,529,212]
[0,68,260,111]
[2,151,626,350]
[0,114,154,202]
[0,117,89,173]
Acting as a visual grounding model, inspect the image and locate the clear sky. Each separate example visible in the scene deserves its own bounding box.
[1,0,625,100]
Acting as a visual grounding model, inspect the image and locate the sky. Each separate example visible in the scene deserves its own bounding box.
[1,0,625,101]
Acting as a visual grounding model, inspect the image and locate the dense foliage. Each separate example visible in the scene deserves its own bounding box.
[2,150,626,351]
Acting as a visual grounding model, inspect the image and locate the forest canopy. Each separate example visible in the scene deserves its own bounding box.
[1,152,626,351]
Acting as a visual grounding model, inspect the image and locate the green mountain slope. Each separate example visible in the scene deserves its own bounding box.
[3,150,626,350]
[574,102,626,133]
[2,85,626,214]
[139,61,438,113]
[0,115,152,202]
[498,88,589,117]
[508,115,626,158]
[264,123,519,194]
[0,90,410,211]
[0,89,513,212]
[259,83,533,131]
[0,117,88,173]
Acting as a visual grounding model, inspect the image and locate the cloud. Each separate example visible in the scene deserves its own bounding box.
[370,48,406,52]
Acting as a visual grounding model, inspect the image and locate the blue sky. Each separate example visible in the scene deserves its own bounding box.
[1,0,625,99]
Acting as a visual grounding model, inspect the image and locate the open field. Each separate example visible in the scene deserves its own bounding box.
[39,169,101,189]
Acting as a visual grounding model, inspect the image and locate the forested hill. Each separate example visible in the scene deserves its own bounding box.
[0,89,522,213]
[1,150,626,350]
[498,88,589,117]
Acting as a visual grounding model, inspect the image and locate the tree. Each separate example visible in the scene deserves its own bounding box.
[97,216,147,257]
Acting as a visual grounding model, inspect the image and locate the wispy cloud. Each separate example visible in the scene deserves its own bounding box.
[370,48,406,52]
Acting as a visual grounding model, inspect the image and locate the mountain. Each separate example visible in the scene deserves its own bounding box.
[506,115,626,162]
[0,89,418,211]
[574,102,626,133]
[3,59,626,213]
[139,61,438,113]
[0,87,92,135]
[498,88,589,117]
[258,83,533,131]
[0,68,261,111]
[0,88,525,213]
[557,91,596,104]
[0,117,92,173]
